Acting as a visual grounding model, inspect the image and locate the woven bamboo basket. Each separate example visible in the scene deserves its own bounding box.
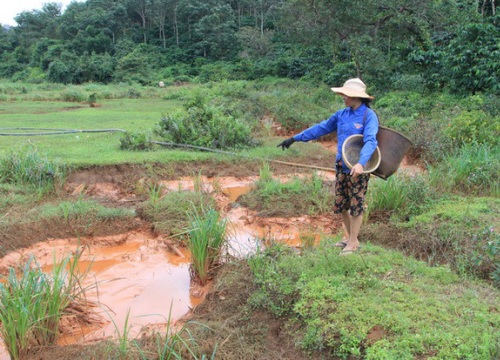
[372,126,413,180]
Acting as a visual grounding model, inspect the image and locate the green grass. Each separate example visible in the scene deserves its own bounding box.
[248,242,500,359]
[0,145,66,194]
[0,249,92,360]
[366,171,437,222]
[238,163,334,217]
[0,98,189,165]
[187,207,228,285]
[140,189,216,236]
[429,143,500,197]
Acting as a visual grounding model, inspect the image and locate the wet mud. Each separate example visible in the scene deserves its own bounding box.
[0,153,424,356]
[0,164,344,355]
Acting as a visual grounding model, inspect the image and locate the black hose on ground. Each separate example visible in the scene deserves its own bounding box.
[0,128,335,172]
[0,128,126,136]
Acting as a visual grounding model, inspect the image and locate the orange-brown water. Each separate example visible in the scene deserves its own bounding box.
[0,173,342,357]
[0,231,202,350]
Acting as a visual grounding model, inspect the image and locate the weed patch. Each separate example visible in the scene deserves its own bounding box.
[238,164,334,217]
[366,196,500,287]
[139,188,216,236]
[0,145,67,194]
[367,171,438,222]
[0,250,92,360]
[248,242,500,358]
[429,143,500,197]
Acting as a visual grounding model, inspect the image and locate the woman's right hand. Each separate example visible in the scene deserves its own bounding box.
[277,137,295,150]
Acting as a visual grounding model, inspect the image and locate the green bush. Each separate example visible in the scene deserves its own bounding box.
[445,110,500,146]
[119,131,154,151]
[155,99,256,149]
[59,89,85,102]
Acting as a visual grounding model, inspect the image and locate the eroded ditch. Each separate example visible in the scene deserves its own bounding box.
[0,169,342,356]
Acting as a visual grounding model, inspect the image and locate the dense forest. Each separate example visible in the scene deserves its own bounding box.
[0,0,498,94]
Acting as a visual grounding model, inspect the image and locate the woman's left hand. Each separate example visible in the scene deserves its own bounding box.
[350,163,364,178]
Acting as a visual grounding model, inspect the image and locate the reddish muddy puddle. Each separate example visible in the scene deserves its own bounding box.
[157,172,337,256]
[0,231,203,351]
[0,172,340,358]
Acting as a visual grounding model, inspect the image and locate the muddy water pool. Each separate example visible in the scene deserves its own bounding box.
[0,172,339,355]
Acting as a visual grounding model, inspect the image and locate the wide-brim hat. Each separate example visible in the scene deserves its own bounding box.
[331,78,374,100]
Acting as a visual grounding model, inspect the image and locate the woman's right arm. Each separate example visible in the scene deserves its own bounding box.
[293,113,339,142]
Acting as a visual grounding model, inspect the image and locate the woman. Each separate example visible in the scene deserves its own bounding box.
[277,78,379,255]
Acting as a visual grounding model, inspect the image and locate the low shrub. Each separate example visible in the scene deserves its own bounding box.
[120,131,154,151]
[444,110,500,146]
[155,101,256,150]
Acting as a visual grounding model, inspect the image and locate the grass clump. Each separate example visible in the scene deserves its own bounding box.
[140,187,216,236]
[187,207,227,285]
[0,250,91,360]
[396,197,500,286]
[0,145,67,193]
[238,164,334,217]
[248,242,500,359]
[429,143,500,197]
[366,171,437,222]
[38,198,135,222]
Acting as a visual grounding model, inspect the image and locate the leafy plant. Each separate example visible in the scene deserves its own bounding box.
[155,98,256,150]
[120,130,155,151]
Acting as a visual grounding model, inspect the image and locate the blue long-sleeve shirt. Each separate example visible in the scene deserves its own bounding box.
[292,104,379,173]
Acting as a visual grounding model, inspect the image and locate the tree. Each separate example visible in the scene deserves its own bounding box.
[446,22,500,94]
[193,4,240,59]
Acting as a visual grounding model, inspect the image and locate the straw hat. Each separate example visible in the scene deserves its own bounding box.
[331,78,374,100]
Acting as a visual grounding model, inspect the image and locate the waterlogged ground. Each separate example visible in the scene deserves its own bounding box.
[0,159,348,357]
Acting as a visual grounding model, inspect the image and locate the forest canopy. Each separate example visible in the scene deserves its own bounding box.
[0,0,498,95]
